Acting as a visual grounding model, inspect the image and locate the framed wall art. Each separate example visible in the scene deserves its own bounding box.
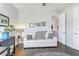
[29,23,34,28]
[35,23,41,27]
[42,21,46,26]
[0,14,9,27]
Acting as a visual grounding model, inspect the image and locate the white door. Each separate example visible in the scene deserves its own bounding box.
[65,7,73,48]
[58,12,65,44]
[73,5,79,50]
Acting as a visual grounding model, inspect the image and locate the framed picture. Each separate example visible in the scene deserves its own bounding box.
[35,23,41,27]
[29,23,34,28]
[42,22,46,26]
[0,14,9,27]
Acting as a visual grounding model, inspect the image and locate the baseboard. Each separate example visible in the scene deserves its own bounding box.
[24,46,57,49]
[58,41,79,56]
[57,41,65,48]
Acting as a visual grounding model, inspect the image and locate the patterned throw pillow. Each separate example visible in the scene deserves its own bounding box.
[27,35,32,40]
[34,31,47,39]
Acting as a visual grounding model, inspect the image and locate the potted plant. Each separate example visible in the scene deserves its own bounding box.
[4,25,15,32]
[3,25,15,40]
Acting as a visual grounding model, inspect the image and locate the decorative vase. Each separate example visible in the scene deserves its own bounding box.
[2,32,9,40]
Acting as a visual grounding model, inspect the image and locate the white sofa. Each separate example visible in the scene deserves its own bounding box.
[23,31,57,48]
[23,37,57,48]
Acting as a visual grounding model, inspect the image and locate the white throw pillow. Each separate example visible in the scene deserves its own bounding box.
[45,31,53,39]
[45,32,49,39]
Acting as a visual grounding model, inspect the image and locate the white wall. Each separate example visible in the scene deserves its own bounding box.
[16,10,59,32]
[58,11,65,44]
[0,3,18,26]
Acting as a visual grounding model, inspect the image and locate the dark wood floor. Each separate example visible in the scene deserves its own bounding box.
[15,44,25,56]
[15,43,71,56]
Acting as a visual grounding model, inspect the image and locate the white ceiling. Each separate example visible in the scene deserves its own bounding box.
[12,3,73,11]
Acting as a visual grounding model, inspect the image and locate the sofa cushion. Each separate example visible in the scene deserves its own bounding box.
[48,33,53,39]
[34,31,47,39]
